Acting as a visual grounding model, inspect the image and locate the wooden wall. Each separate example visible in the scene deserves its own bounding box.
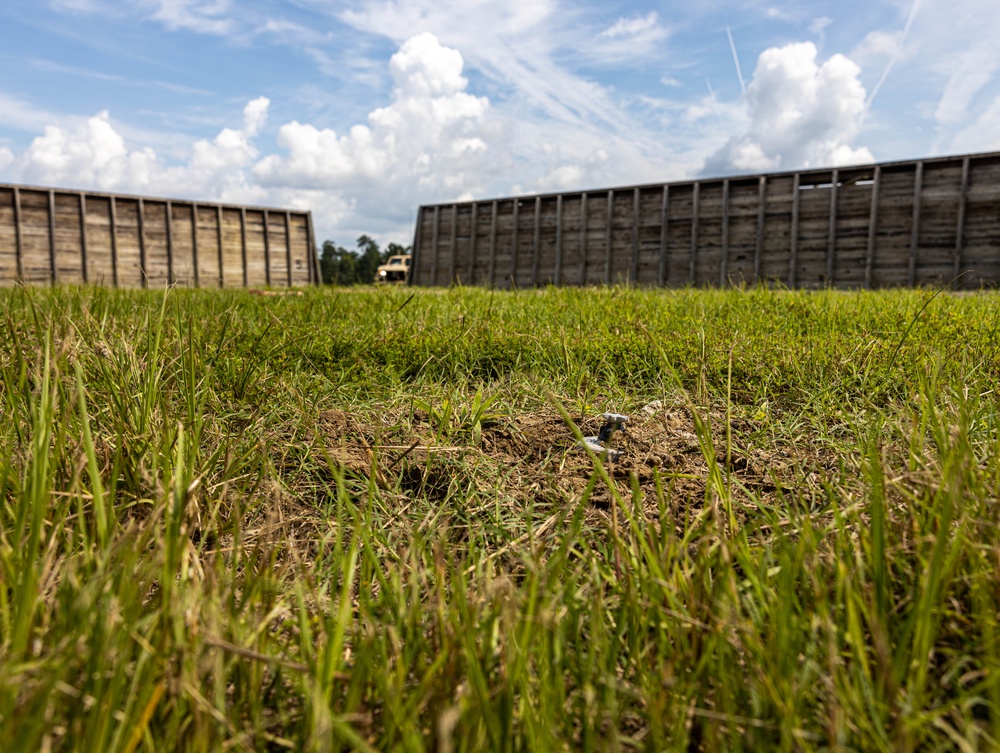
[410,152,1000,290]
[0,184,319,288]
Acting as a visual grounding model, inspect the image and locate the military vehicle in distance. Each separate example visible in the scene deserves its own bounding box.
[375,255,411,285]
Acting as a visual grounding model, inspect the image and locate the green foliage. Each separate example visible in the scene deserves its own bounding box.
[319,235,411,285]
[0,283,999,751]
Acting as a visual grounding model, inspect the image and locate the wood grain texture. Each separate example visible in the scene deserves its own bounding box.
[410,151,1000,289]
[0,184,316,288]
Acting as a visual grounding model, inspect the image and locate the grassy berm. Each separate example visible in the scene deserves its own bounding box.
[1,283,999,752]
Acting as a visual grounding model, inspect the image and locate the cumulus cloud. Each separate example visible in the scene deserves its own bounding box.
[252,33,502,209]
[0,33,508,244]
[16,111,157,191]
[703,42,873,175]
[242,96,269,137]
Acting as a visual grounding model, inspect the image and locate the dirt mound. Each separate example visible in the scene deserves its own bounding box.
[312,402,812,525]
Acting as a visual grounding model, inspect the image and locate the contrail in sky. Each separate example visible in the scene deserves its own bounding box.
[726,26,746,95]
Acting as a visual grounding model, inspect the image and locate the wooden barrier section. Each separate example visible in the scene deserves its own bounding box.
[410,151,1000,290]
[0,184,318,288]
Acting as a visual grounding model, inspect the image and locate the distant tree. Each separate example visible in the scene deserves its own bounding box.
[319,240,355,285]
[355,235,384,285]
[384,242,409,258]
[318,236,411,285]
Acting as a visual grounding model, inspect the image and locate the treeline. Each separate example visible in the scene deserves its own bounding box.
[319,235,411,285]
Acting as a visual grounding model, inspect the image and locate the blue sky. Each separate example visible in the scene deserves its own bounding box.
[1,0,998,247]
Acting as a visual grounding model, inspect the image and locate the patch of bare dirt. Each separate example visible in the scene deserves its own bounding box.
[309,402,822,525]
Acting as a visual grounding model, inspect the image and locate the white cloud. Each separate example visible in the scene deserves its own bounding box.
[0,92,64,134]
[150,0,234,35]
[250,33,507,239]
[242,96,269,138]
[703,42,874,175]
[16,111,157,191]
[949,93,1000,153]
[933,47,1000,127]
[253,33,495,194]
[599,12,659,39]
[591,11,669,62]
[0,33,506,244]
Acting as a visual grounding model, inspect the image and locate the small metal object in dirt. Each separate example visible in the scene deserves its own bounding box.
[580,413,629,461]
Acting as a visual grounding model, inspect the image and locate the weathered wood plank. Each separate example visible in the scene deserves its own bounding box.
[488,201,498,287]
[659,186,669,286]
[240,207,249,287]
[110,196,120,287]
[217,205,226,287]
[631,187,640,283]
[431,206,441,286]
[908,161,924,286]
[865,166,881,289]
[468,203,479,285]
[47,190,57,284]
[755,176,766,281]
[604,190,614,284]
[690,182,700,284]
[450,204,459,285]
[555,195,564,285]
[720,179,730,286]
[13,188,24,280]
[827,169,838,285]
[531,196,541,287]
[954,156,970,280]
[80,193,89,283]
[789,174,800,288]
[137,198,148,287]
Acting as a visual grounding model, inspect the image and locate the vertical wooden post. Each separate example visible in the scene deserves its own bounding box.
[468,203,479,285]
[954,156,970,282]
[431,206,441,286]
[755,176,766,282]
[720,179,730,287]
[216,205,225,288]
[827,169,839,286]
[262,210,271,286]
[659,186,669,287]
[110,197,120,288]
[689,182,700,284]
[284,211,294,287]
[450,204,459,285]
[307,212,320,286]
[631,187,640,284]
[239,207,249,287]
[864,166,882,289]
[488,201,498,287]
[531,196,541,287]
[47,190,58,285]
[191,204,201,288]
[165,201,174,285]
[13,188,24,281]
[604,189,614,284]
[554,195,564,286]
[789,173,800,288]
[408,207,422,287]
[908,161,924,286]
[79,193,89,283]
[580,193,588,284]
[137,198,148,287]
[509,200,519,287]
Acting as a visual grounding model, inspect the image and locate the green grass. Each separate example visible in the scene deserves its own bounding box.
[1,282,999,751]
